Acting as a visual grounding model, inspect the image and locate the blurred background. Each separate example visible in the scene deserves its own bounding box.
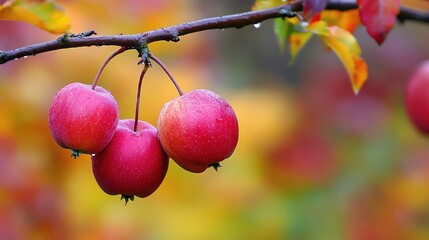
[1,0,429,239]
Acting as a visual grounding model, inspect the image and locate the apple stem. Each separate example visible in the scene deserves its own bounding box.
[134,64,150,132]
[91,47,127,90]
[148,53,184,96]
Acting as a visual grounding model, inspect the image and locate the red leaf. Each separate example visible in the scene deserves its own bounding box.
[303,0,328,20]
[357,0,400,44]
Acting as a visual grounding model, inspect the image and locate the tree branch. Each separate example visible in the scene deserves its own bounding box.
[0,0,428,64]
[0,2,300,64]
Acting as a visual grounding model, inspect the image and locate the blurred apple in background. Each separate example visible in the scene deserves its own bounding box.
[405,61,429,134]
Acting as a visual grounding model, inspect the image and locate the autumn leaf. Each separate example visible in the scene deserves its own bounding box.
[357,0,400,44]
[0,0,70,34]
[303,0,328,20]
[319,26,368,94]
[254,0,367,93]
[252,0,285,10]
[320,9,361,34]
[401,0,429,11]
[288,26,313,64]
[288,20,329,64]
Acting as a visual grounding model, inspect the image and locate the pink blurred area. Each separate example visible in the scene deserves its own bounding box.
[2,0,429,239]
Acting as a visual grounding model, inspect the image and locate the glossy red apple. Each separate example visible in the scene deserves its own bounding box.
[405,61,429,134]
[48,82,119,157]
[157,89,239,173]
[92,119,168,202]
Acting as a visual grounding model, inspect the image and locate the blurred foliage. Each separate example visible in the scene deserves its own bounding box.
[0,0,70,33]
[1,0,429,239]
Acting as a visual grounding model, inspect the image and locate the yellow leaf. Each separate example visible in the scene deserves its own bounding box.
[319,26,368,94]
[0,0,70,34]
[289,20,329,64]
[320,9,361,34]
[289,30,313,64]
[306,20,330,35]
[252,0,295,10]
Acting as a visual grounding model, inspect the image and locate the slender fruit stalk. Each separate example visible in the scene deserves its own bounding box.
[149,53,184,96]
[134,65,149,132]
[91,47,127,90]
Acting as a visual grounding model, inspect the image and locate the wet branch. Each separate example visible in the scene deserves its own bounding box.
[0,0,428,64]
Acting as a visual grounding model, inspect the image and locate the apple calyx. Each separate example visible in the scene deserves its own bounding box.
[209,163,222,172]
[121,194,135,205]
[71,149,81,159]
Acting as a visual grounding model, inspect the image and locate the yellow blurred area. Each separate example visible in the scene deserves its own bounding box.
[2,1,429,239]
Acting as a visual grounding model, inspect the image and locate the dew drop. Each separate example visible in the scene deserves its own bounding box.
[14,58,18,60]
[300,22,309,27]
[23,56,28,59]
[253,23,261,29]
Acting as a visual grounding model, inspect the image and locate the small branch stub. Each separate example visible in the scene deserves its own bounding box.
[138,45,152,67]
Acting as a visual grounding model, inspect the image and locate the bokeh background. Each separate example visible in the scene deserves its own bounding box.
[1,0,429,239]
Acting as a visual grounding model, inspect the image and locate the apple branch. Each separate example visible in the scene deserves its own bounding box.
[0,0,428,64]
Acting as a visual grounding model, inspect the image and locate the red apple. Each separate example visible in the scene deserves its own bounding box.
[157,89,239,173]
[48,82,119,157]
[91,119,168,202]
[405,61,429,134]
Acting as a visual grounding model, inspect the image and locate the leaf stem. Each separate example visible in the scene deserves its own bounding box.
[149,53,184,96]
[91,47,127,90]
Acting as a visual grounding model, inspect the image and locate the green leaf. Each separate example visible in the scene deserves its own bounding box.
[274,18,293,53]
[0,0,70,34]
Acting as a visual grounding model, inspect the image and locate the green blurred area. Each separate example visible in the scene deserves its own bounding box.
[2,1,429,239]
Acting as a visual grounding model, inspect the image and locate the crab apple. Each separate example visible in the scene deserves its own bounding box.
[405,61,429,134]
[92,119,168,203]
[157,89,239,173]
[48,82,119,157]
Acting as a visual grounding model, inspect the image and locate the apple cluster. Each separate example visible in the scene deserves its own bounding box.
[48,82,239,203]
